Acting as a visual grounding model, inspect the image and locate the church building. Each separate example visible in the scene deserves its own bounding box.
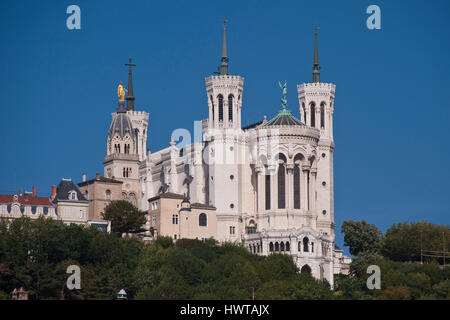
[103,23,350,284]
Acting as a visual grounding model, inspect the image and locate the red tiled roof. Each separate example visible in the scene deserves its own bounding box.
[0,195,54,207]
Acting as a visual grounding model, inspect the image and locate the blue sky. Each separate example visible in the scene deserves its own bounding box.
[0,0,449,250]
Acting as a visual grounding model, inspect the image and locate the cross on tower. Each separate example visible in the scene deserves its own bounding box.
[125,58,136,110]
[125,58,136,70]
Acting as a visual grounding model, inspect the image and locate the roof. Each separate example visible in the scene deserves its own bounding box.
[54,179,87,202]
[148,192,185,202]
[242,120,264,130]
[78,176,123,187]
[190,202,216,210]
[107,112,135,140]
[0,194,54,207]
[263,109,304,127]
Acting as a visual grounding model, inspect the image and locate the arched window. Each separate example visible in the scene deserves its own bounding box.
[199,213,207,226]
[128,193,136,206]
[303,237,309,252]
[310,103,316,128]
[302,103,306,123]
[124,144,127,154]
[228,94,234,122]
[210,95,215,121]
[122,192,127,201]
[118,144,121,153]
[301,264,311,275]
[218,95,224,122]
[294,154,302,209]
[105,189,111,200]
[277,154,286,209]
[269,242,274,252]
[280,242,285,252]
[298,241,302,252]
[172,214,178,224]
[286,241,290,251]
[320,103,325,129]
[265,169,271,210]
[275,242,279,252]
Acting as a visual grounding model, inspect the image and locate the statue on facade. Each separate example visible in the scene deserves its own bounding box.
[279,80,287,109]
[118,81,126,102]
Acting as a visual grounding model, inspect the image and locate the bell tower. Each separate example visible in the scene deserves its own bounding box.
[297,28,335,141]
[104,59,148,210]
[204,21,245,242]
[297,28,336,244]
[206,20,244,130]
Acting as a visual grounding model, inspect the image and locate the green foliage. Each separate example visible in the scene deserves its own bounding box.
[0,217,141,300]
[381,221,450,263]
[101,200,146,234]
[131,239,333,300]
[377,286,411,300]
[337,220,450,300]
[341,220,383,256]
[2,216,449,300]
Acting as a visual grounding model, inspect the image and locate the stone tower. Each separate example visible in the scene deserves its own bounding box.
[297,30,336,241]
[104,59,148,209]
[204,21,246,241]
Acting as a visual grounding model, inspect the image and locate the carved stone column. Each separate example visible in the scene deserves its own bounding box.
[286,164,294,209]
[256,165,264,213]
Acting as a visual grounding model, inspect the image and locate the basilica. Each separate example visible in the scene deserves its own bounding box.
[103,24,350,283]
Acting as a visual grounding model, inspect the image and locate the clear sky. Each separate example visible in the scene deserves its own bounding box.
[1,0,449,251]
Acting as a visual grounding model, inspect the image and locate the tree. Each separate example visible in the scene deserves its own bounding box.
[377,286,410,300]
[381,221,450,263]
[102,200,146,234]
[341,220,383,256]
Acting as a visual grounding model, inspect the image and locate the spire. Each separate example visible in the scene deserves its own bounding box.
[312,27,320,83]
[125,58,136,110]
[220,19,229,75]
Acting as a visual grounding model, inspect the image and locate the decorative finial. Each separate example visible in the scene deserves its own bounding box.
[222,19,227,58]
[279,81,287,110]
[125,58,136,110]
[220,19,229,75]
[313,27,320,83]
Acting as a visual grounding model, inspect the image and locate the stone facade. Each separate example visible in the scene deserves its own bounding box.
[78,173,123,220]
[100,29,351,284]
[0,183,110,232]
[148,192,217,240]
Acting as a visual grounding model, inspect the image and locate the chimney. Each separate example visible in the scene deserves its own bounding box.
[51,185,56,200]
[96,173,100,180]
[82,173,86,182]
[32,186,36,197]
[19,189,23,196]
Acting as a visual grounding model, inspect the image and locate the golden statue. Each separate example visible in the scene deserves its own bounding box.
[118,81,126,102]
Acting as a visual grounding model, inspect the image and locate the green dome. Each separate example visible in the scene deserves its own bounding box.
[263,109,304,127]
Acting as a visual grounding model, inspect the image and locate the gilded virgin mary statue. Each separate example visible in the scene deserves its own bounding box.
[118,81,126,102]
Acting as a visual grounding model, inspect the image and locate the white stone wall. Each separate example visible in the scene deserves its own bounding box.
[105,69,342,283]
